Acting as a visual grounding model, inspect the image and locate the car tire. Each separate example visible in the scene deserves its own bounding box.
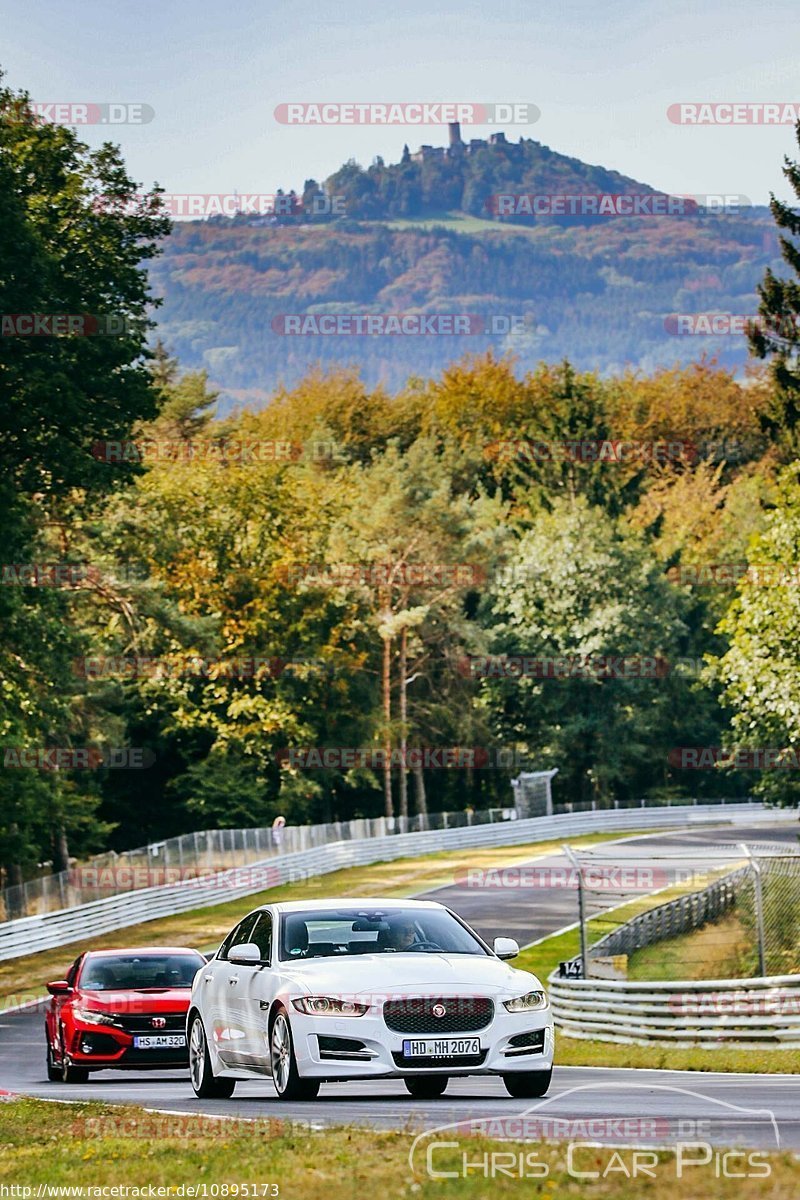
[189,1015,236,1099]
[270,1008,319,1101]
[46,1042,61,1082]
[502,1068,552,1098]
[404,1075,448,1099]
[60,1055,89,1084]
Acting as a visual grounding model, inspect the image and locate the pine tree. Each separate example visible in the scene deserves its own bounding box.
[150,340,179,391]
[748,123,800,447]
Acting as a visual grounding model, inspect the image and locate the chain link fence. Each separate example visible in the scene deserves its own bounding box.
[736,851,800,976]
[1,806,524,921]
[559,839,800,981]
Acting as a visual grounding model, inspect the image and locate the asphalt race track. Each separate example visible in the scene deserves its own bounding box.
[2,821,798,1150]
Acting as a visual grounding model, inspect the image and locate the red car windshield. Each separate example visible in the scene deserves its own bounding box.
[79,954,204,991]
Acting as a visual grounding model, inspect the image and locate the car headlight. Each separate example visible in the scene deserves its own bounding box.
[73,1007,118,1026]
[292,996,369,1017]
[503,991,549,1012]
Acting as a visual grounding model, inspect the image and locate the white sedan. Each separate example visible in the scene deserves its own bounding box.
[187,898,554,1100]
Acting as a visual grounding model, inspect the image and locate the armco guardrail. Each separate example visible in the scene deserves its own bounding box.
[548,971,800,1048]
[0,802,788,962]
[1,795,757,920]
[1,808,518,920]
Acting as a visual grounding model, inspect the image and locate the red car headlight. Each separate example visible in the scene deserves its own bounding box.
[72,1007,118,1026]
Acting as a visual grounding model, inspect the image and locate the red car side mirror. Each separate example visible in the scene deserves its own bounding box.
[46,980,72,996]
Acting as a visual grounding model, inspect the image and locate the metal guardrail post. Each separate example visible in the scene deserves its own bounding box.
[563,844,588,979]
[740,842,766,975]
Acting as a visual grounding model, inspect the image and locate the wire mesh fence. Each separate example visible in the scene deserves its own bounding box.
[558,838,800,981]
[0,806,522,921]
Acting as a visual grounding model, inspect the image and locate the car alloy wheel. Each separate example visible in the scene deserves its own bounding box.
[189,1015,236,1099]
[270,1009,319,1101]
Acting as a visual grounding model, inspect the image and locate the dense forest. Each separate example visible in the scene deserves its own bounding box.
[4,73,800,891]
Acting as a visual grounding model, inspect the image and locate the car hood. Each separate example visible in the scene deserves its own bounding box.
[278,954,543,998]
[76,989,191,1013]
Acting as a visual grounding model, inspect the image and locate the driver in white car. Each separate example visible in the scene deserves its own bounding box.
[383,918,420,951]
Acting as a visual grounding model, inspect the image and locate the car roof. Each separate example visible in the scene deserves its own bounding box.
[268,898,445,914]
[82,947,204,957]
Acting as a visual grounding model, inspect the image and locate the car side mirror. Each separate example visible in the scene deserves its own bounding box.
[46,980,72,996]
[227,942,264,966]
[493,937,519,960]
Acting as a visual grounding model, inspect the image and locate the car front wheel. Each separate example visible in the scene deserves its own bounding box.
[502,1068,552,1098]
[58,1030,89,1084]
[189,1015,236,1098]
[270,1009,319,1100]
[404,1075,448,1099]
[46,1042,61,1082]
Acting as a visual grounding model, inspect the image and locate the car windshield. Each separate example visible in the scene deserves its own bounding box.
[278,908,488,960]
[79,953,204,990]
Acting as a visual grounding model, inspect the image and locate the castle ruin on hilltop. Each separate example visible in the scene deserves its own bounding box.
[410,121,521,163]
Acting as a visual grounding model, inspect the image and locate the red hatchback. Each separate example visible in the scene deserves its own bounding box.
[45,947,206,1082]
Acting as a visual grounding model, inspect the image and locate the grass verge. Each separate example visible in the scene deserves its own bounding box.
[1,1098,797,1197]
[626,912,752,982]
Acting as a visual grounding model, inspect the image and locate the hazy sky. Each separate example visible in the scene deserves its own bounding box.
[3,0,800,204]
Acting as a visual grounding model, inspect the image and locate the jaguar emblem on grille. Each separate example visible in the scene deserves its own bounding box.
[432,1003,447,1019]
[151,1016,167,1028]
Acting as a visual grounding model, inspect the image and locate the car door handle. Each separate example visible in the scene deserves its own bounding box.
[228,977,239,985]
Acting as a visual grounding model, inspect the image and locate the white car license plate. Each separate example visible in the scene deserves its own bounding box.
[402,1037,480,1058]
[133,1034,186,1050]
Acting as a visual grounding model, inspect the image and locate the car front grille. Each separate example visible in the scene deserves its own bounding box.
[111,1013,186,1034]
[383,996,494,1034]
